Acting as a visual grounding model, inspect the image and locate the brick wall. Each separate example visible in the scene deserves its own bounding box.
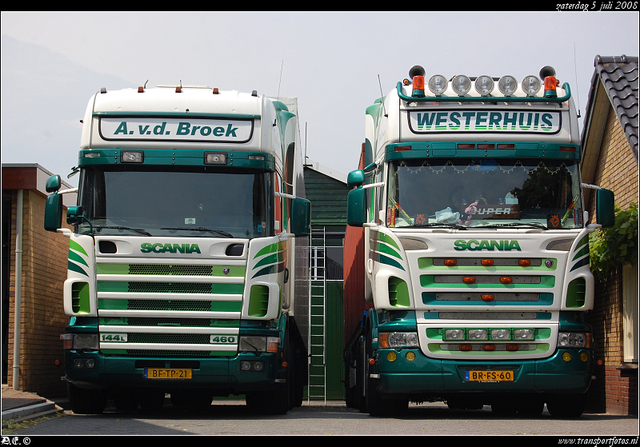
[6,189,71,397]
[585,110,638,416]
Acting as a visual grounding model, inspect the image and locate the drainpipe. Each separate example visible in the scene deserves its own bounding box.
[12,189,23,390]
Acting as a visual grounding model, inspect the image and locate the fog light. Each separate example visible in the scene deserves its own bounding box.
[386,352,397,362]
[580,352,589,362]
[240,361,252,371]
[405,352,416,362]
[562,352,572,362]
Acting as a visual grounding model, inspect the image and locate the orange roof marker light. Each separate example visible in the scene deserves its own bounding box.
[410,65,426,97]
[540,66,558,98]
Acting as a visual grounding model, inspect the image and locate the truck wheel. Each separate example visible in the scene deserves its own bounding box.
[171,389,213,409]
[366,377,408,417]
[68,383,107,414]
[518,398,544,416]
[246,382,290,415]
[546,394,586,418]
[139,390,165,412]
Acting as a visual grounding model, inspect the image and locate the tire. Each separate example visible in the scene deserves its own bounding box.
[246,382,290,415]
[547,394,586,418]
[68,383,107,414]
[170,389,213,409]
[364,322,408,417]
[518,398,544,416]
[139,390,165,412]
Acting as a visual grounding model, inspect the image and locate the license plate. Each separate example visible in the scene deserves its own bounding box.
[465,370,514,382]
[144,368,192,379]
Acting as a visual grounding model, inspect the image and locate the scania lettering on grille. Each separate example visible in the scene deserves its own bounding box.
[454,239,522,251]
[140,243,201,254]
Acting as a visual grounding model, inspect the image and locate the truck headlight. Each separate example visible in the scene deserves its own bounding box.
[73,334,99,350]
[239,336,279,353]
[444,329,466,341]
[558,332,590,348]
[381,332,419,348]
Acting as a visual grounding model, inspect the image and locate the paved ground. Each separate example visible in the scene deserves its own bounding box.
[2,385,65,428]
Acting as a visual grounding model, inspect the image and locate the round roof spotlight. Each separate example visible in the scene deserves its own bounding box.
[521,75,541,96]
[498,75,518,96]
[409,65,426,80]
[428,74,448,95]
[451,75,471,96]
[475,75,494,96]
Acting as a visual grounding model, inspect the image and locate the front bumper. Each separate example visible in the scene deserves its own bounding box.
[64,350,281,393]
[373,347,593,396]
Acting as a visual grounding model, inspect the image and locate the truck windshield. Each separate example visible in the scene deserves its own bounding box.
[387,158,583,230]
[77,167,272,238]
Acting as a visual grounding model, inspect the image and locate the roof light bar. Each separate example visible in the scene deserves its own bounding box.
[399,65,570,102]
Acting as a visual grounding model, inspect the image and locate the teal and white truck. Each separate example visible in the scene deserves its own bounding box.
[45,84,311,414]
[343,65,615,418]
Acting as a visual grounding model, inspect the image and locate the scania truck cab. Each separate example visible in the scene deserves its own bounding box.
[343,65,615,418]
[45,85,311,415]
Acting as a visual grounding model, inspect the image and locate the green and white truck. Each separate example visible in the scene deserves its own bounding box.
[343,65,615,418]
[45,84,311,414]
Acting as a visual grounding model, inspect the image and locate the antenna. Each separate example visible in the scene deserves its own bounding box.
[277,59,284,99]
[378,74,388,116]
[573,43,582,118]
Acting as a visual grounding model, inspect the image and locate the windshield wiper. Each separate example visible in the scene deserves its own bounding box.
[94,225,152,236]
[476,222,548,230]
[413,223,467,230]
[161,227,234,238]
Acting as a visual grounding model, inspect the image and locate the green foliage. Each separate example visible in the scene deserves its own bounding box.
[590,202,638,280]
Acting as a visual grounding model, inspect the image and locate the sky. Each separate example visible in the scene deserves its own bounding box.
[1,11,638,187]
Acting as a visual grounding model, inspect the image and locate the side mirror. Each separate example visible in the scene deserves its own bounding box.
[66,206,84,225]
[347,169,365,188]
[347,187,367,227]
[45,174,61,193]
[44,175,64,231]
[596,188,615,228]
[291,197,311,236]
[44,192,63,231]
